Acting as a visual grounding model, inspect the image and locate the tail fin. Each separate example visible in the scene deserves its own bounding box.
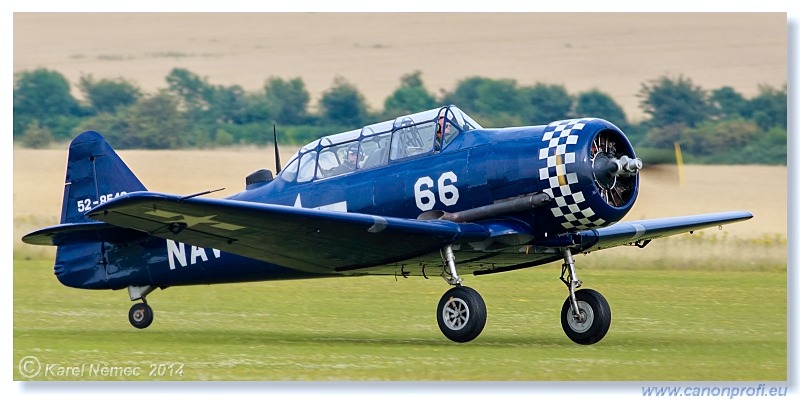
[60,131,146,224]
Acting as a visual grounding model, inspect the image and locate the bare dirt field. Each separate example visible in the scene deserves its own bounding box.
[13,12,787,121]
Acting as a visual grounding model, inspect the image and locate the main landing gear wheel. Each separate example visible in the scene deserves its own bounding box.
[128,302,154,329]
[437,286,487,343]
[560,289,611,345]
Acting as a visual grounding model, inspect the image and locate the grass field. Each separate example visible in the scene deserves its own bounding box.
[12,145,788,381]
[13,234,786,381]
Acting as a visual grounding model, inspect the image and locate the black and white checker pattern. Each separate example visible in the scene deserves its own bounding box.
[538,119,606,230]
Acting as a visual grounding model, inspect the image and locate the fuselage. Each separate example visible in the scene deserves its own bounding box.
[231,126,538,221]
[50,106,639,291]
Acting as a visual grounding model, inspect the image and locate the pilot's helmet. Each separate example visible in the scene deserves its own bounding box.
[346,144,359,162]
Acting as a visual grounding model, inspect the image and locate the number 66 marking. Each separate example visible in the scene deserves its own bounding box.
[414,171,459,211]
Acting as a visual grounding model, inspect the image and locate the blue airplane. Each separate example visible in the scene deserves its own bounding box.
[23,105,752,344]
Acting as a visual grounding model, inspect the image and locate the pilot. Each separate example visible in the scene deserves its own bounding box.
[434,112,451,152]
[329,144,359,175]
[343,144,359,169]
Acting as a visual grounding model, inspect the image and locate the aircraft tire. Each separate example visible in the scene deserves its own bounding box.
[560,289,611,345]
[129,302,154,329]
[437,286,486,343]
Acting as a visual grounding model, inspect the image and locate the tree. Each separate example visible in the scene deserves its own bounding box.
[208,84,247,125]
[641,123,688,149]
[78,74,141,114]
[440,76,483,114]
[444,77,523,117]
[575,89,627,127]
[710,86,747,120]
[319,76,369,127]
[165,68,246,127]
[165,68,212,112]
[383,71,437,117]
[241,92,272,124]
[124,92,189,148]
[76,91,189,149]
[214,129,235,147]
[19,121,55,149]
[519,83,574,124]
[724,126,786,165]
[743,84,787,130]
[264,77,310,124]
[440,77,527,126]
[638,75,713,128]
[680,119,760,156]
[13,68,83,136]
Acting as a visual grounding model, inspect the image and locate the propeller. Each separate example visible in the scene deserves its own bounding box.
[591,131,642,207]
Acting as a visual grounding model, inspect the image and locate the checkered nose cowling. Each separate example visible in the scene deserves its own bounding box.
[536,118,640,233]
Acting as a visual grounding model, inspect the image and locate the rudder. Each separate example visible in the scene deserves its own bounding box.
[60,131,147,224]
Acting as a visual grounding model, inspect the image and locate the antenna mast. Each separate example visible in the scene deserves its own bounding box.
[273,124,282,173]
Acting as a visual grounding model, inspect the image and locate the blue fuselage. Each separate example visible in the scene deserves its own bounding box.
[55,119,637,291]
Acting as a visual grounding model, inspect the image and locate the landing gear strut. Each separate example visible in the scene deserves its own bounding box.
[436,245,487,343]
[127,285,155,329]
[559,248,611,344]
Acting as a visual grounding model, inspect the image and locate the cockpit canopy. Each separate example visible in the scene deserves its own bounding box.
[279,105,482,183]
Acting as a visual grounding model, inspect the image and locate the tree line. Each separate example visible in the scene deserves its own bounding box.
[13,68,786,165]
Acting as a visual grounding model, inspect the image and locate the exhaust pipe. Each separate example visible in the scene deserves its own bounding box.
[418,192,551,223]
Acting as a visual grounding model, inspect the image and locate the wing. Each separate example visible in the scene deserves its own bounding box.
[462,211,754,276]
[85,192,489,274]
[83,191,752,275]
[575,211,754,252]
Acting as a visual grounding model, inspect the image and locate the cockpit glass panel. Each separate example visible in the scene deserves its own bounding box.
[281,106,480,182]
[361,120,394,137]
[451,106,482,130]
[359,133,390,169]
[325,129,361,145]
[393,109,438,130]
[390,120,436,160]
[300,139,320,154]
[296,151,318,183]
[279,156,299,182]
[318,141,359,179]
[417,121,437,153]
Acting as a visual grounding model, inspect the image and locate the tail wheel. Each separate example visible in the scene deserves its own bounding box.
[560,289,611,345]
[437,286,487,343]
[129,302,154,329]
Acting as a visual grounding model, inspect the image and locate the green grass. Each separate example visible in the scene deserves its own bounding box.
[13,238,786,381]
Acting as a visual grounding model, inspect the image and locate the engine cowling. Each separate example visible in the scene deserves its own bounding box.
[533,118,640,235]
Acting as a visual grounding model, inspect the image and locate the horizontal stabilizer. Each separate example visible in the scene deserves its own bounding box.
[22,222,147,246]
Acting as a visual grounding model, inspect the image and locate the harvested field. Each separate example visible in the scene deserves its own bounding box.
[13,13,787,121]
[13,147,786,248]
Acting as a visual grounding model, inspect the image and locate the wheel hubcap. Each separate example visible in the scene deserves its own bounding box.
[442,297,469,330]
[133,308,145,322]
[567,301,594,333]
